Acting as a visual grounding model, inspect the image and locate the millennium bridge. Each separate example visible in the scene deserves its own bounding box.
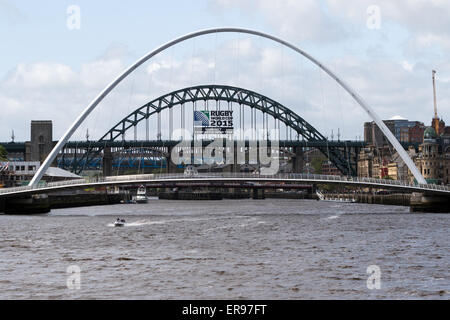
[1,173,449,198]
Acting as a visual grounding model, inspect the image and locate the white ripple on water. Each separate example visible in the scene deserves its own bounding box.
[202,217,267,233]
[107,220,169,227]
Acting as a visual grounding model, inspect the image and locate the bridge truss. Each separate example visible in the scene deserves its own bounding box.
[60,85,362,176]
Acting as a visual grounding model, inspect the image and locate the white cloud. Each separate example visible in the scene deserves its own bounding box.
[326,0,450,50]
[211,0,450,52]
[5,62,75,88]
[80,58,124,88]
[0,46,130,141]
[210,0,348,43]
[402,60,413,72]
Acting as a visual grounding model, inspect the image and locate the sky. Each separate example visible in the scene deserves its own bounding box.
[0,0,449,142]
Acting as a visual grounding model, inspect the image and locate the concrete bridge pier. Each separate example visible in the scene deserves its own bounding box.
[3,195,51,215]
[410,193,450,213]
[231,145,239,173]
[166,146,178,173]
[252,188,265,200]
[293,147,304,173]
[102,147,113,177]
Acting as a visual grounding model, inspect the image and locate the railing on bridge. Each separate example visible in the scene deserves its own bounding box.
[1,173,449,196]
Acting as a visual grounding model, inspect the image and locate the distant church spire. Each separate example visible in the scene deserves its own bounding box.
[432,70,440,135]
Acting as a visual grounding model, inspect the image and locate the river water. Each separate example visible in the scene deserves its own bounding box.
[0,199,448,300]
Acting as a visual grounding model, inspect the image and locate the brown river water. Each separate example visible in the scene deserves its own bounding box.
[0,198,448,299]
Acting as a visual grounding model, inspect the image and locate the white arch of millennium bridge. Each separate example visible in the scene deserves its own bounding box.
[28,27,427,187]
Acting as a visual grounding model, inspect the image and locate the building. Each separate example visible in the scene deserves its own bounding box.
[412,127,450,184]
[386,147,416,181]
[444,127,450,136]
[408,122,426,144]
[321,161,340,176]
[371,156,390,179]
[432,117,446,136]
[360,71,450,183]
[357,148,373,179]
[357,144,396,179]
[0,121,57,167]
[0,161,80,187]
[364,116,425,147]
[387,162,398,180]
[25,120,55,162]
[364,121,391,147]
[360,125,450,184]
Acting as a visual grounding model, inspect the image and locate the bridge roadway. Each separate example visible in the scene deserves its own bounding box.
[0,173,449,198]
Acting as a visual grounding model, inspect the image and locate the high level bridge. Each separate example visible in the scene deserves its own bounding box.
[1,85,367,176]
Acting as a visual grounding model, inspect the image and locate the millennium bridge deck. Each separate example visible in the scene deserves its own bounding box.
[0,173,449,198]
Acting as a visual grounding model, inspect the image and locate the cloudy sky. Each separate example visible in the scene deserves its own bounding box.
[0,0,449,142]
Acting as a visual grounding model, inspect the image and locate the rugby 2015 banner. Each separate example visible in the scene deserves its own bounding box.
[194,110,233,135]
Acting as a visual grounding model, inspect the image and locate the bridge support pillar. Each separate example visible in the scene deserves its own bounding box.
[4,195,50,215]
[410,193,450,213]
[166,146,178,173]
[293,147,304,173]
[103,147,113,177]
[252,188,265,200]
[231,146,239,173]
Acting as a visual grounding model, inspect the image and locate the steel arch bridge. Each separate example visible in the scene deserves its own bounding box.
[70,84,358,176]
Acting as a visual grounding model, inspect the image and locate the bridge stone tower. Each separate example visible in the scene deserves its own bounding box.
[27,121,54,163]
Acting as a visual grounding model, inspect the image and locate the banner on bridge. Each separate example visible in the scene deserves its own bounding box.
[194,110,233,136]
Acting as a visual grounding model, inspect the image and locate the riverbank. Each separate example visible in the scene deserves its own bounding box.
[0,192,129,214]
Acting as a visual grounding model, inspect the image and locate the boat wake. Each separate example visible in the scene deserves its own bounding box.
[107,216,237,228]
[107,220,168,227]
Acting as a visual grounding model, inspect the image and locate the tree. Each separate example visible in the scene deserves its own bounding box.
[311,158,323,174]
[0,145,7,161]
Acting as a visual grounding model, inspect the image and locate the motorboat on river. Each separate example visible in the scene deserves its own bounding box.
[135,185,148,204]
[114,218,126,227]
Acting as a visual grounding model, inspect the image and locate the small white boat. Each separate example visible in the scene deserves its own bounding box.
[135,185,148,204]
[114,219,126,227]
[316,190,357,203]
